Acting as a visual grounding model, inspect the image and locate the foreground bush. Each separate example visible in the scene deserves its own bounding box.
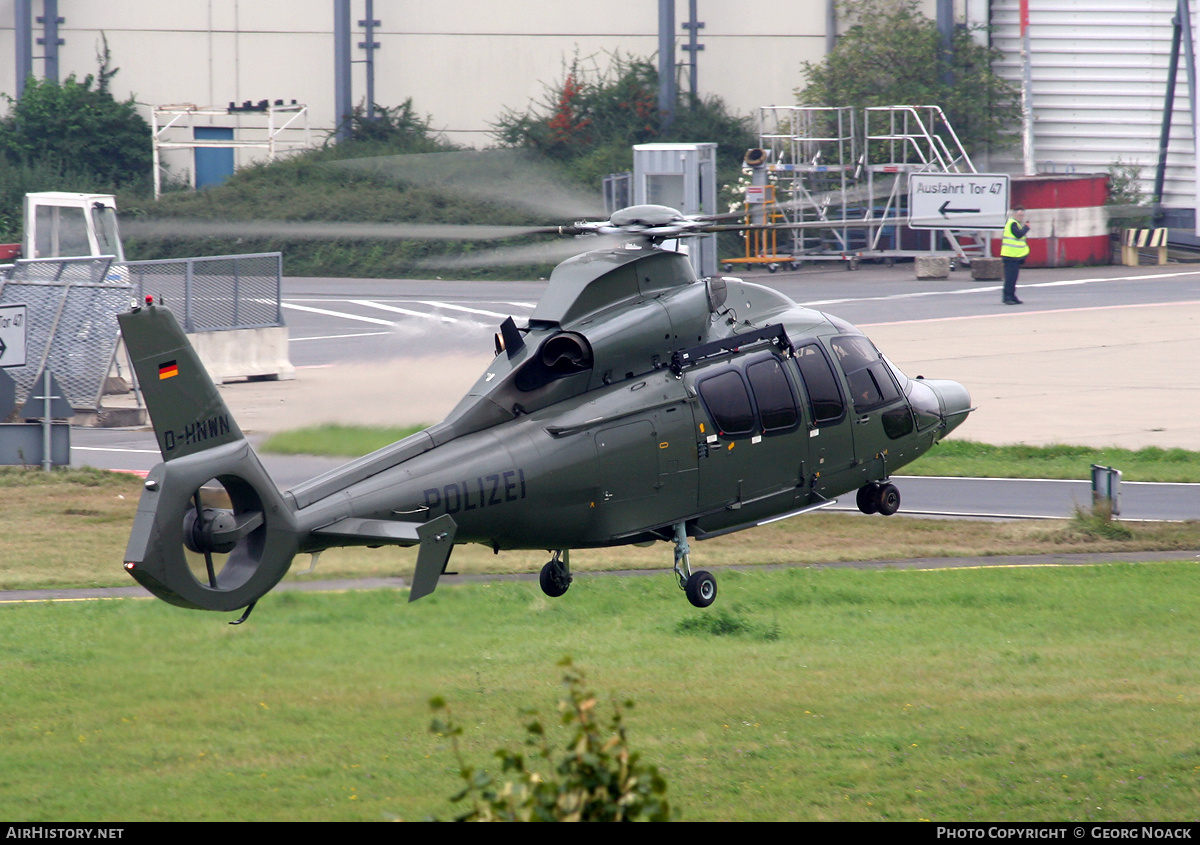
[430,658,672,821]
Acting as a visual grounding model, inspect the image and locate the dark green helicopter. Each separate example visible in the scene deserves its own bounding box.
[118,205,972,621]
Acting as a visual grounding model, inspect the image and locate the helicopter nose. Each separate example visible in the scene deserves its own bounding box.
[923,379,973,437]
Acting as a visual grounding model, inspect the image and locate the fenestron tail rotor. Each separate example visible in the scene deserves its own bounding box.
[188,489,217,589]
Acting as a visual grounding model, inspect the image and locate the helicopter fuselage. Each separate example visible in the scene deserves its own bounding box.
[284,271,967,555]
[118,238,971,614]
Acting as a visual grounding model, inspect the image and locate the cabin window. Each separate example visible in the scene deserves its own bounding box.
[697,370,755,437]
[746,358,799,433]
[793,344,845,425]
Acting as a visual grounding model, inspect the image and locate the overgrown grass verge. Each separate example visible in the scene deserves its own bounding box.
[259,424,427,457]
[0,467,145,589]
[2,564,1199,821]
[911,439,1200,482]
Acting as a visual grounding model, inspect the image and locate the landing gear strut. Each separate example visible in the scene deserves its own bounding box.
[856,481,901,516]
[539,549,572,597]
[673,522,717,608]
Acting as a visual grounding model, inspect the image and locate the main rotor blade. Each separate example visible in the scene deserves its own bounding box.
[416,234,627,269]
[328,149,606,220]
[123,220,559,241]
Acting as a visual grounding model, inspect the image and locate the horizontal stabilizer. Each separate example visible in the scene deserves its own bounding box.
[312,514,457,602]
[313,517,423,545]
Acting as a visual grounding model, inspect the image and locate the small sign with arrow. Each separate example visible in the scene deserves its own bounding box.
[0,304,27,368]
[908,173,1010,230]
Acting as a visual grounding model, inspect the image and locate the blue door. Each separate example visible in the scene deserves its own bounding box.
[194,127,235,189]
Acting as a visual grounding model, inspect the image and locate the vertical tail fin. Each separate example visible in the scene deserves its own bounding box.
[118,301,242,460]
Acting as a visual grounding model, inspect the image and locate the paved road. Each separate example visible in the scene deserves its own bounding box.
[831,476,1200,522]
[278,262,1200,363]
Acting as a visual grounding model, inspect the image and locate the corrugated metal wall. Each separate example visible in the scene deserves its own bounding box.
[988,0,1197,230]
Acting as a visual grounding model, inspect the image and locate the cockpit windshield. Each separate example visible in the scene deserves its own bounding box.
[884,355,942,430]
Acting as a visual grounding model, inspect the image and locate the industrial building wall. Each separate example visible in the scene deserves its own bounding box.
[987,0,1198,230]
[0,0,832,152]
[13,1,1191,231]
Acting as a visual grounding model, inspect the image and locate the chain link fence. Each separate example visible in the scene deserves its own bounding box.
[125,252,284,331]
[0,252,284,415]
[0,257,131,412]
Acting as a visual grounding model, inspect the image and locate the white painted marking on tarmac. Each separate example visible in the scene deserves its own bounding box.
[397,300,514,319]
[73,446,159,454]
[351,299,457,323]
[289,331,392,342]
[805,268,1200,309]
[894,475,1084,484]
[859,299,1200,327]
[282,302,396,326]
[826,504,1062,520]
[807,286,998,307]
[0,596,151,605]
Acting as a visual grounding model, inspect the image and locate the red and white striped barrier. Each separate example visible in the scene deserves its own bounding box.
[991,174,1111,267]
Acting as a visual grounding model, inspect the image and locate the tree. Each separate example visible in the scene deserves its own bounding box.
[0,50,152,192]
[493,54,755,188]
[796,0,1020,156]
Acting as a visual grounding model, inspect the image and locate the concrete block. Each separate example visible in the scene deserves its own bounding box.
[915,256,951,279]
[187,326,296,383]
[970,257,1003,281]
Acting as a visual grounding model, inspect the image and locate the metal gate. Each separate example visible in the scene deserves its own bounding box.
[0,257,131,414]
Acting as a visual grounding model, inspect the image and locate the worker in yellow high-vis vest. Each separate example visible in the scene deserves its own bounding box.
[1000,206,1030,305]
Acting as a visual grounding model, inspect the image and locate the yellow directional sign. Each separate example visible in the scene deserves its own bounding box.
[908,173,1010,230]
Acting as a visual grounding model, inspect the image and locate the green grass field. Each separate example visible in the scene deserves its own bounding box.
[260,424,427,457]
[908,440,1200,484]
[2,564,1199,821]
[3,456,1199,821]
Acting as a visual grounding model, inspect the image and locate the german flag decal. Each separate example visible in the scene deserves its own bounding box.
[158,360,179,380]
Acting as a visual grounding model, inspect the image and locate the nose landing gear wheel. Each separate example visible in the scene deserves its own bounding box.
[685,570,718,608]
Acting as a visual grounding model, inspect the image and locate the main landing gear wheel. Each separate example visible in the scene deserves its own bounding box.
[539,550,572,598]
[856,482,901,516]
[856,484,880,515]
[685,570,717,608]
[876,483,901,516]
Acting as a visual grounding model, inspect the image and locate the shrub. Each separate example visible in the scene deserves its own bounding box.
[0,49,151,193]
[429,658,673,821]
[1106,158,1152,229]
